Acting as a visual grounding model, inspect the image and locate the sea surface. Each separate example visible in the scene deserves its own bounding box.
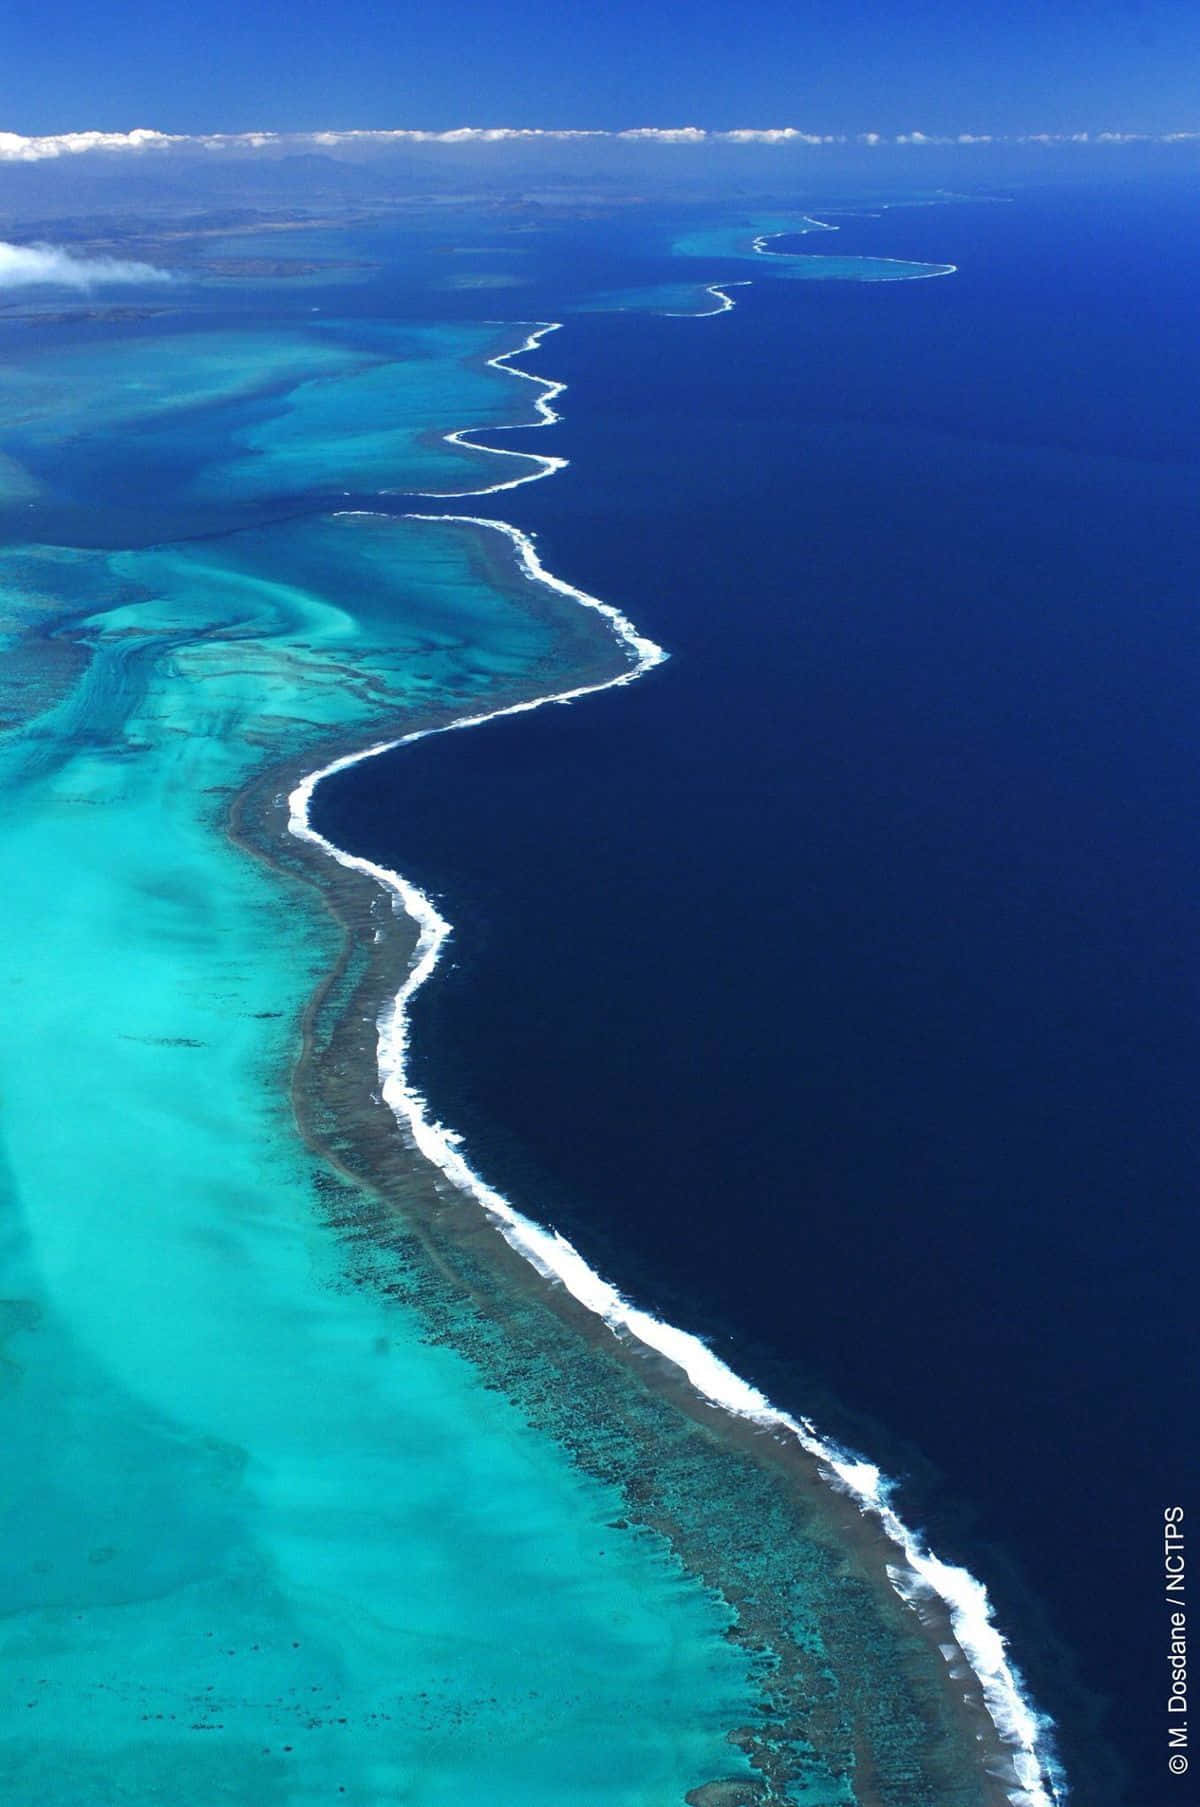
[0,176,1194,1807]
[0,293,773,1802]
[312,182,1200,1806]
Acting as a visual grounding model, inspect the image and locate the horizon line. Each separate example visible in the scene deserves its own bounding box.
[2,124,1200,163]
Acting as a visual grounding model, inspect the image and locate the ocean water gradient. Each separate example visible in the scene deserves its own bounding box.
[0,220,1034,1806]
[0,326,767,1803]
[311,185,1200,1807]
[4,184,1189,1805]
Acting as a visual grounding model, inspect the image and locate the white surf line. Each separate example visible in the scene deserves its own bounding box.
[749,213,841,254]
[412,320,568,499]
[754,232,958,279]
[663,279,753,318]
[289,353,1059,1807]
[289,523,1062,1807]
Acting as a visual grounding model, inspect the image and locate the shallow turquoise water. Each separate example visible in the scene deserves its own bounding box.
[762,251,956,280]
[0,217,1011,1807]
[573,281,740,315]
[671,215,840,260]
[671,215,953,280]
[0,320,542,533]
[0,339,762,1802]
[189,322,541,500]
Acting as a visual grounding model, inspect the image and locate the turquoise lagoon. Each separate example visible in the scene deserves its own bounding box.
[0,320,542,530]
[566,215,958,320]
[0,274,1001,1805]
[0,509,760,1800]
[671,215,839,260]
[671,214,955,281]
[572,281,749,317]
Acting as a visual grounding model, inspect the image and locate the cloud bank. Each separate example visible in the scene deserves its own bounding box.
[0,125,1197,163]
[0,128,182,161]
[0,240,171,290]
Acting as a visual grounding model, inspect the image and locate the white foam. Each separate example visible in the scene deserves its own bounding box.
[748,214,840,254]
[410,322,569,498]
[289,329,1062,1807]
[754,232,958,279]
[663,280,753,317]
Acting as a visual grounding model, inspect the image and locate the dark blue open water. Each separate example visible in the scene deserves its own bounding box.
[313,186,1200,1805]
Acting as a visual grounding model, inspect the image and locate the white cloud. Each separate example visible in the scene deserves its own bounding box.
[618,126,707,142]
[0,124,1197,165]
[198,126,606,151]
[723,128,838,144]
[0,128,180,162]
[0,241,171,290]
[428,126,600,141]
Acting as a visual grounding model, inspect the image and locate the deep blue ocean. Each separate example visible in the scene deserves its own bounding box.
[313,184,1200,1805]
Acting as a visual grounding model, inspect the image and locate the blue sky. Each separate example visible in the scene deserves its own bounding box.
[2,0,1198,137]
